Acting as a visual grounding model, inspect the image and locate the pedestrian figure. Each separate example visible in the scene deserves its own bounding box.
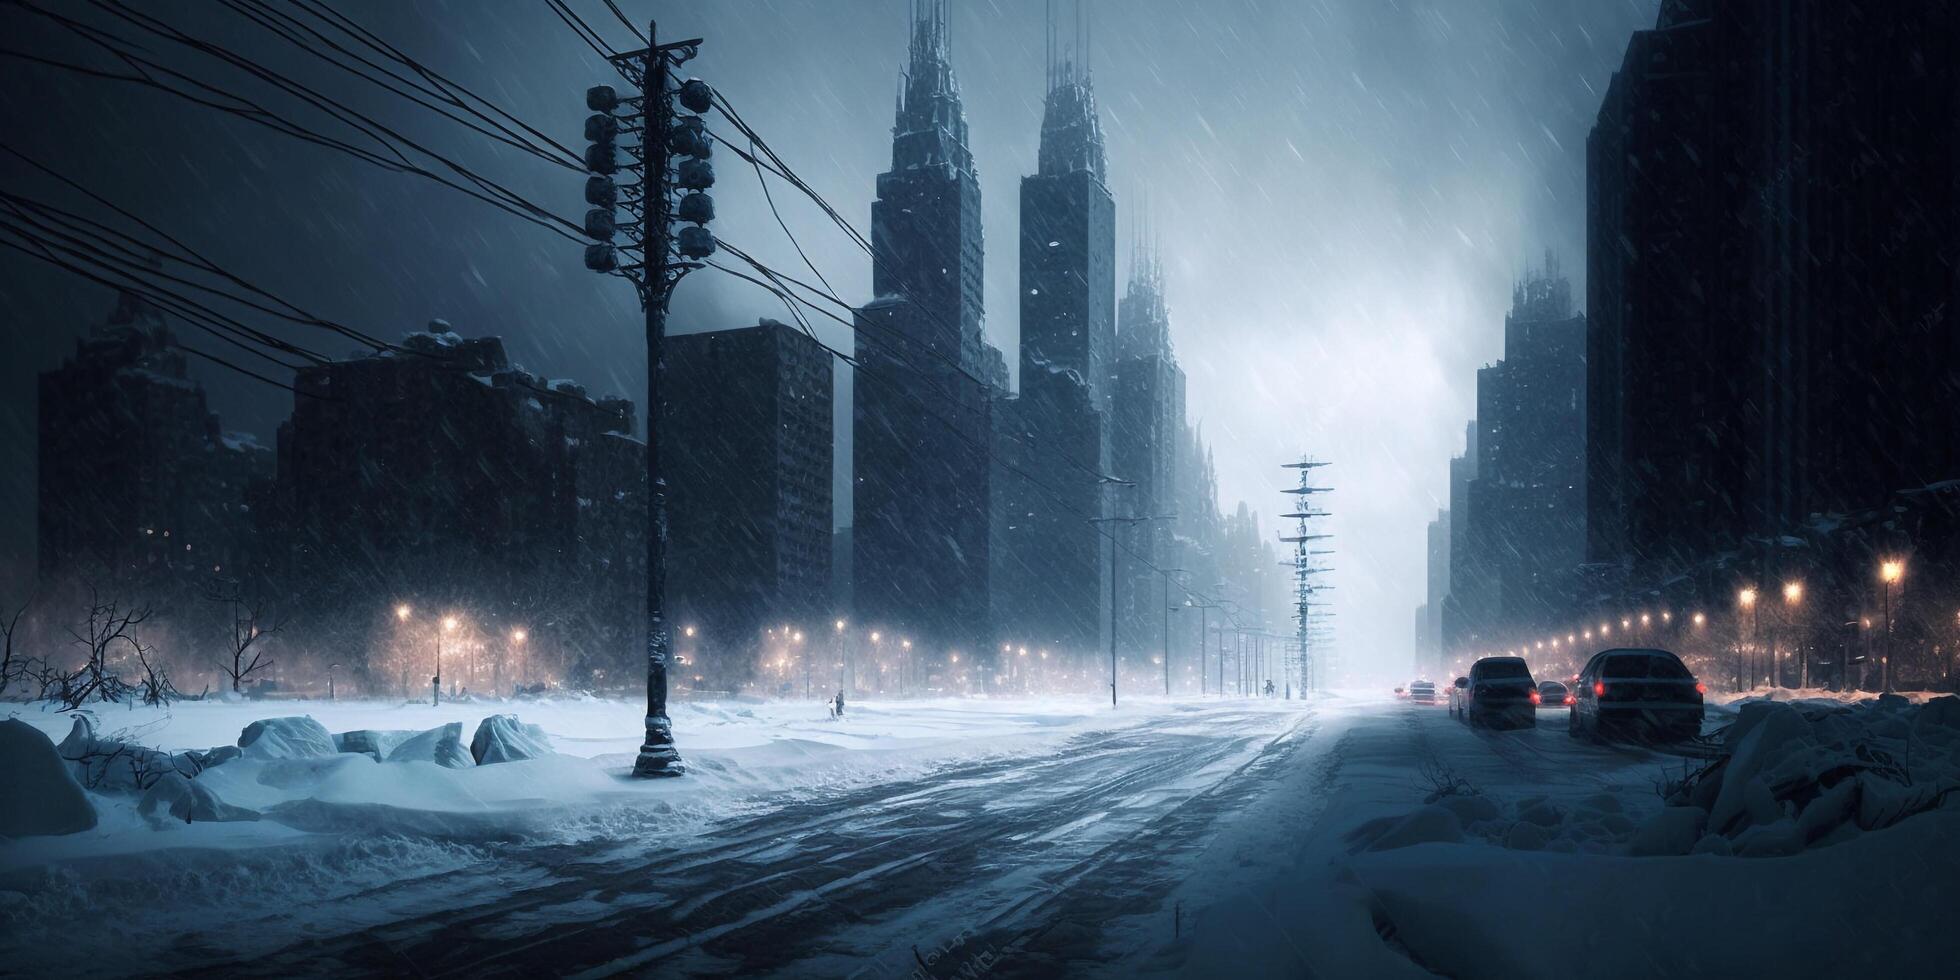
[833,689,846,719]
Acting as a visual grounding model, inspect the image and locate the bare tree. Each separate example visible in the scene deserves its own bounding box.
[0,591,30,698]
[54,586,149,709]
[207,579,279,693]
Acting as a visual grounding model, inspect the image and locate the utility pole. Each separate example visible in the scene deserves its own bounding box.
[1089,503,1167,709]
[1160,568,1184,696]
[1281,456,1333,695]
[583,22,713,778]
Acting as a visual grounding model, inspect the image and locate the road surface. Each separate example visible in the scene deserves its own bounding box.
[143,695,1689,978]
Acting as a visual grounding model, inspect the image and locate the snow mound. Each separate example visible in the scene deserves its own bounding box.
[333,729,415,761]
[138,771,261,828]
[238,716,337,760]
[0,718,97,837]
[470,714,553,765]
[386,723,475,769]
[57,715,189,793]
[1666,696,1960,854]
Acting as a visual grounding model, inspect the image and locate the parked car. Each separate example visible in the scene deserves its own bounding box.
[1394,686,1407,699]
[1451,657,1537,729]
[1408,680,1438,705]
[1537,680,1571,708]
[1569,648,1705,742]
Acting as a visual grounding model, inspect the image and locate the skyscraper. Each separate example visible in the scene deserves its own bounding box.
[854,0,1002,658]
[38,291,268,597]
[1587,0,1960,595]
[1110,250,1185,652]
[992,22,1114,663]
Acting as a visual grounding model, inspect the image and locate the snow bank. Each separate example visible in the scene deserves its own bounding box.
[1344,811,1959,978]
[237,716,336,760]
[470,714,552,765]
[0,719,96,837]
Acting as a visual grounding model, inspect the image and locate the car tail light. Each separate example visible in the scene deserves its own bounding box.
[1695,682,1706,695]
[1594,681,1606,697]
[1530,690,1542,704]
[1563,694,1575,705]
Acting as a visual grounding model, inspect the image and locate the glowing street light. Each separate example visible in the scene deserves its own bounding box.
[1738,587,1761,690]
[1880,558,1906,692]
[396,603,412,622]
[432,614,459,706]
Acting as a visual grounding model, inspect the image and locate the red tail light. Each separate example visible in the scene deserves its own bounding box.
[1563,694,1575,705]
[1695,682,1706,695]
[1594,681,1606,697]
[1530,690,1542,704]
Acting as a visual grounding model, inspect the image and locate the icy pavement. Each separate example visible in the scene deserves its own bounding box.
[4,692,1954,978]
[0,694,1303,977]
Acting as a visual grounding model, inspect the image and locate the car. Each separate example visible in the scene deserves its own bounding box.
[1394,686,1407,699]
[1537,680,1571,708]
[1408,680,1438,705]
[1451,657,1537,729]
[1569,648,1705,743]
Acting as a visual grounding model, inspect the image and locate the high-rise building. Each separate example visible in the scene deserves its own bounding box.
[1422,508,1450,675]
[664,320,834,684]
[1462,258,1587,645]
[854,0,1003,660]
[1440,421,1482,654]
[37,291,268,598]
[992,32,1114,663]
[260,326,644,687]
[1587,0,1960,596]
[1110,252,1186,652]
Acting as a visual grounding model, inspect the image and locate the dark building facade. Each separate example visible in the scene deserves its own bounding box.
[38,292,268,603]
[260,327,644,688]
[1110,255,1187,653]
[1473,260,1588,642]
[1587,0,1960,596]
[664,320,833,684]
[854,1,1003,659]
[1421,508,1449,676]
[992,49,1115,663]
[1440,421,1483,655]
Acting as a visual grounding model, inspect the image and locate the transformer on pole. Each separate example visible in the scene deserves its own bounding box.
[1280,456,1333,695]
[582,22,713,778]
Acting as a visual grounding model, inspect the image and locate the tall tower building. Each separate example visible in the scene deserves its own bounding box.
[1587,0,1960,599]
[994,12,1115,664]
[855,0,1001,659]
[1110,250,1186,652]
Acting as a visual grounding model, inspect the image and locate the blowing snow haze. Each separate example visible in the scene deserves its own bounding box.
[5,1,1960,977]
[0,0,1657,679]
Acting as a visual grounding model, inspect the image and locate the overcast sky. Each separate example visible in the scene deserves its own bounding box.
[0,0,1658,676]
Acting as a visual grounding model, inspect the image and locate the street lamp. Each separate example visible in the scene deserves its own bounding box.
[434,615,458,706]
[506,628,527,696]
[1782,581,1804,689]
[1880,559,1905,693]
[1739,587,1759,690]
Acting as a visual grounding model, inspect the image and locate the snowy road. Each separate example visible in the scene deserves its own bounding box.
[194,700,1322,979]
[7,693,1765,978]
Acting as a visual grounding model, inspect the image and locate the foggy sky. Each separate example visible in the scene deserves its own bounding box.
[0,0,1659,678]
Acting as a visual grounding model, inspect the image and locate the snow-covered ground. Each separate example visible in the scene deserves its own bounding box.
[4,689,1954,977]
[0,693,1238,976]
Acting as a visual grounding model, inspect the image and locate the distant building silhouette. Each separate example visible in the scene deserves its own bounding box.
[664,320,834,686]
[853,0,1003,661]
[992,35,1114,664]
[37,291,268,599]
[1587,0,1960,614]
[259,325,643,687]
[1110,251,1186,652]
